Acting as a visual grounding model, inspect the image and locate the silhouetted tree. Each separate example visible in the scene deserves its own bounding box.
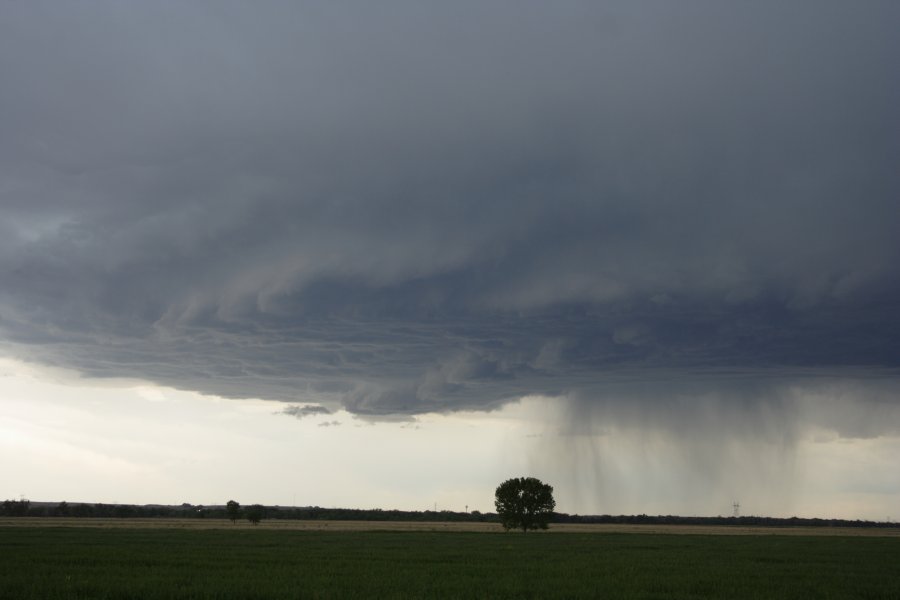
[494,477,556,532]
[245,504,265,525]
[226,500,241,524]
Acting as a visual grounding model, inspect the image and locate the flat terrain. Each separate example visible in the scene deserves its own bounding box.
[2,524,899,599]
[1,516,898,536]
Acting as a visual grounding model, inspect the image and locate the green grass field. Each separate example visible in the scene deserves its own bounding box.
[1,526,898,599]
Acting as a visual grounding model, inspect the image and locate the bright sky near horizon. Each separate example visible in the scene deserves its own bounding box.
[1,2,899,520]
[3,358,898,520]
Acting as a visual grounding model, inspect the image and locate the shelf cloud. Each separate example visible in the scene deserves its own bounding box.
[1,2,898,437]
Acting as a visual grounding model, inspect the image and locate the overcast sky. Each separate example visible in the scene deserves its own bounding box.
[1,2,898,519]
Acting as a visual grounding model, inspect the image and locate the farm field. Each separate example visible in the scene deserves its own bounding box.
[2,525,899,599]
[2,517,899,536]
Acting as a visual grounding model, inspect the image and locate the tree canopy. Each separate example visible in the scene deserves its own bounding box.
[226,500,241,524]
[245,504,265,525]
[494,477,556,532]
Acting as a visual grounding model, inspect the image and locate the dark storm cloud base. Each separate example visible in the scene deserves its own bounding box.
[0,2,897,427]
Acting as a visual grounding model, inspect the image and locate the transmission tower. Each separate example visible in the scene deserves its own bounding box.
[732,501,740,518]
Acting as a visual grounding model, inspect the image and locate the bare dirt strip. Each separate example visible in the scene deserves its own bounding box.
[1,517,898,536]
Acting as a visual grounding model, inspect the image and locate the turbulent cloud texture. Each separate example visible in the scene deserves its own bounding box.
[282,405,332,419]
[1,3,898,429]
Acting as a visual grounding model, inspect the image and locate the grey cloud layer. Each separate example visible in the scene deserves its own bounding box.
[1,2,898,423]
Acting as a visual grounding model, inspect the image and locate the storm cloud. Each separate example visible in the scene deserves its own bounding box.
[281,404,332,419]
[1,2,898,432]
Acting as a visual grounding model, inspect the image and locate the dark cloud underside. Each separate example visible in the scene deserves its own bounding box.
[1,2,898,423]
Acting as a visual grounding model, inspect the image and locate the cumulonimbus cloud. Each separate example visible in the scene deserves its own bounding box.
[0,2,898,432]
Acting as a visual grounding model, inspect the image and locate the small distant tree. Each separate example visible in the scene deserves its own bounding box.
[226,500,241,524]
[494,477,556,532]
[245,504,265,525]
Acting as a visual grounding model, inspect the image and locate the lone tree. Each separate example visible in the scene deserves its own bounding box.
[494,477,556,532]
[245,504,265,525]
[226,500,241,524]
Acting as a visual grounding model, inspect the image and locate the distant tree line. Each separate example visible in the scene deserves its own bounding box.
[552,513,899,528]
[1,499,32,517]
[2,499,896,529]
[0,500,497,522]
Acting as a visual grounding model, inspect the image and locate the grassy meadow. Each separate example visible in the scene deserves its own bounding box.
[1,525,899,599]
